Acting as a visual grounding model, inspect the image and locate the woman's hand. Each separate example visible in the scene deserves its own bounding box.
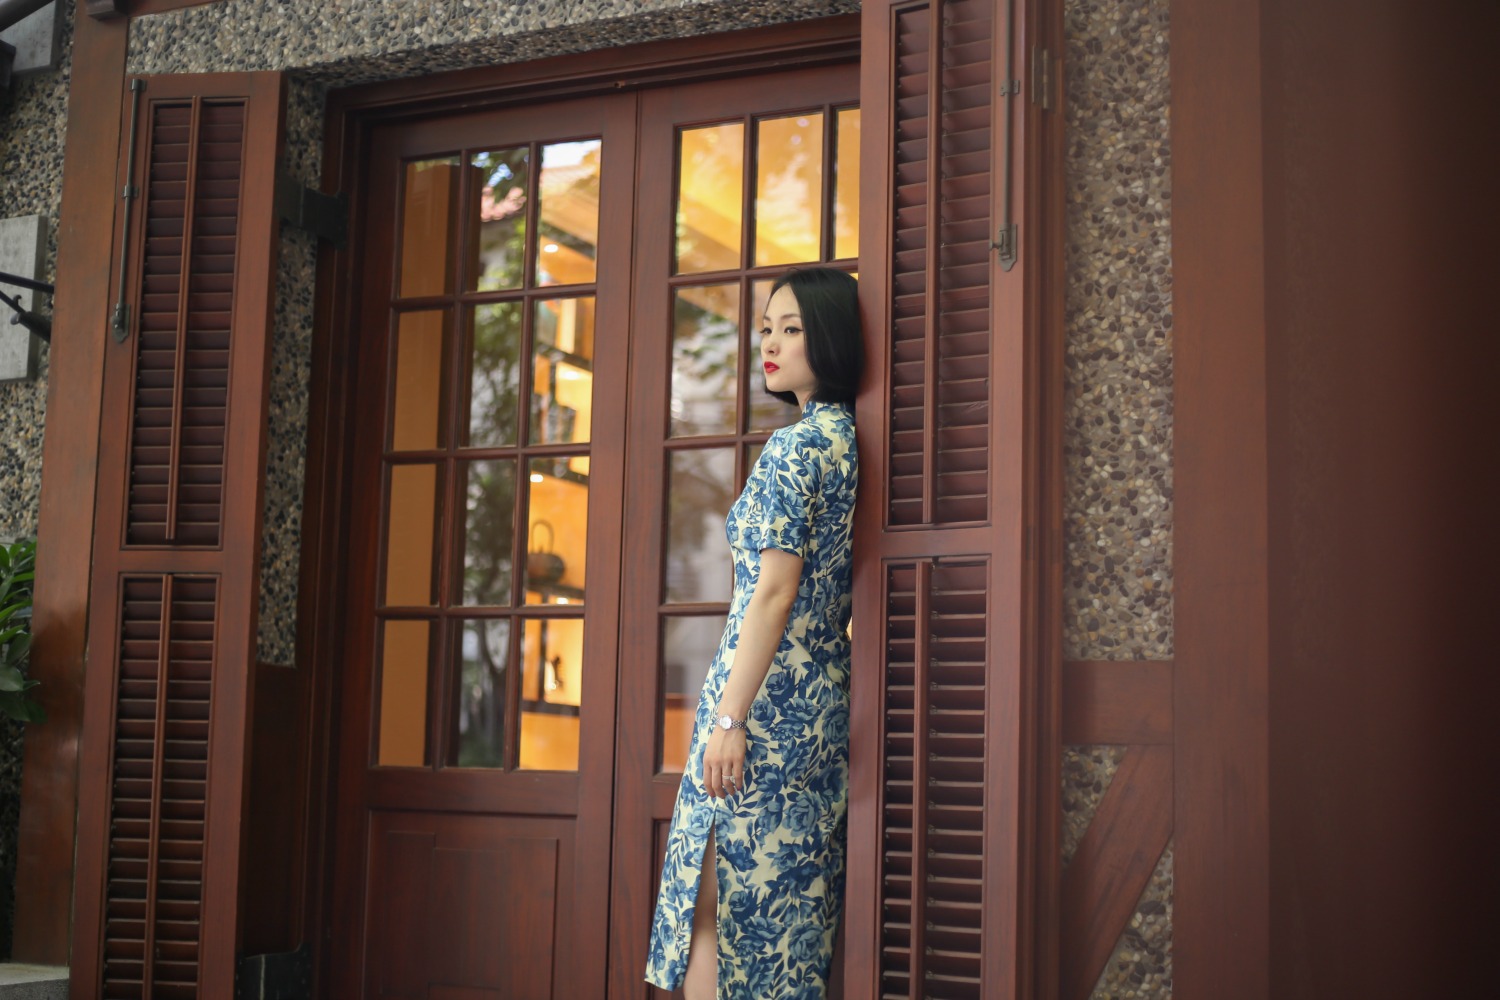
[701,726,748,798]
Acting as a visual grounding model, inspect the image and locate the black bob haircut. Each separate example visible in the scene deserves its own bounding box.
[762,267,864,407]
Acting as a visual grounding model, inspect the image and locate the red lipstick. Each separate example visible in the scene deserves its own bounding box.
[764,362,779,373]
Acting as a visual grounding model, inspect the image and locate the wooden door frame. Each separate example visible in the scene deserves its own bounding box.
[299,17,862,997]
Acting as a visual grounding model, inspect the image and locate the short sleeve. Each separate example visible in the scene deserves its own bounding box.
[746,426,823,559]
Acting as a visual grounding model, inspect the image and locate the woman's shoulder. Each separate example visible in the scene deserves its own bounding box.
[800,401,855,452]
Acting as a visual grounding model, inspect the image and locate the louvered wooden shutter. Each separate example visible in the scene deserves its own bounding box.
[71,72,285,1000]
[850,2,1044,997]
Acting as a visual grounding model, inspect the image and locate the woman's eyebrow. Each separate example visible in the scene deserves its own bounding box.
[762,312,804,323]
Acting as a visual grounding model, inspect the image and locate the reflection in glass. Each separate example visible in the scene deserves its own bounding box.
[525,457,588,605]
[519,616,583,771]
[659,615,727,773]
[377,619,431,767]
[665,449,735,604]
[384,464,440,607]
[391,310,446,451]
[399,158,459,298]
[531,298,595,446]
[461,460,517,606]
[670,285,739,438]
[748,278,800,431]
[675,123,744,274]
[467,302,523,447]
[454,619,510,768]
[469,147,531,291]
[834,108,861,260]
[537,141,602,286]
[755,113,825,267]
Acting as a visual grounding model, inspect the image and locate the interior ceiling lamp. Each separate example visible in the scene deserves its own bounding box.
[0,269,52,343]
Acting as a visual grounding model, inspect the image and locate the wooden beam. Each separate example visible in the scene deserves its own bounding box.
[1171,0,1272,994]
[84,0,126,19]
[1061,660,1173,746]
[11,5,128,967]
[1059,744,1172,1000]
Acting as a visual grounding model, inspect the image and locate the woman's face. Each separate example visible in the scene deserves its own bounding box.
[761,284,818,407]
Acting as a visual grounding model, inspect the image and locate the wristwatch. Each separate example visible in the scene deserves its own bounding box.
[717,713,748,733]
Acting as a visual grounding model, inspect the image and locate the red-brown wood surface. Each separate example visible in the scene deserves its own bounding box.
[12,6,129,967]
[1061,661,1172,746]
[1060,744,1172,1000]
[1171,0,1272,996]
[1033,1,1068,995]
[1258,2,1495,996]
[69,71,286,1000]
[848,2,1053,997]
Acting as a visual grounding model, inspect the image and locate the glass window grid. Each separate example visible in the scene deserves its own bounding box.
[376,142,601,772]
[655,103,858,772]
[670,104,859,282]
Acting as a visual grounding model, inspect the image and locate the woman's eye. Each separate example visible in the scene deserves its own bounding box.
[785,326,803,336]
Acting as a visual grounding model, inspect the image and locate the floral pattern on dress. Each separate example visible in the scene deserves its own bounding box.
[645,399,858,999]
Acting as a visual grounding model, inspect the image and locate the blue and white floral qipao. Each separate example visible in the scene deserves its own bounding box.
[645,399,858,999]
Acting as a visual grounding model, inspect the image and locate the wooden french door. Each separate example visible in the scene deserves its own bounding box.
[328,94,635,999]
[608,67,860,999]
[328,63,859,999]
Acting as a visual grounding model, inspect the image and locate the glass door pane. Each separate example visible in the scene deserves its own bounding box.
[650,89,861,773]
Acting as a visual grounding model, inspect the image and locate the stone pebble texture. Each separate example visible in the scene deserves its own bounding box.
[0,0,73,959]
[1061,0,1174,996]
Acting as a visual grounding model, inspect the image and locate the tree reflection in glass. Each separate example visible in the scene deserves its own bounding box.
[462,460,517,607]
[455,619,510,768]
[537,140,602,287]
[467,302,523,447]
[665,449,735,604]
[675,123,744,275]
[470,147,530,292]
[670,284,738,438]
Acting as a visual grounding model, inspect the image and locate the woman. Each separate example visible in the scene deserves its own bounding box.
[645,267,862,999]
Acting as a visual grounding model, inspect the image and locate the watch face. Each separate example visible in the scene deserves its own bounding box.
[718,715,731,730]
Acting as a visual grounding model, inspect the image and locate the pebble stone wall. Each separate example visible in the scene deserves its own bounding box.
[1061,0,1174,996]
[0,0,1176,987]
[0,0,73,958]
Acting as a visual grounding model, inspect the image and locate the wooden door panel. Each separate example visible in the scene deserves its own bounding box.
[365,812,568,1000]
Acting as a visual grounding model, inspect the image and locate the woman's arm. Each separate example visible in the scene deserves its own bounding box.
[700,548,802,798]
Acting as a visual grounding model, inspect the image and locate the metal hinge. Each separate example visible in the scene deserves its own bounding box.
[1032,46,1054,111]
[274,170,349,248]
[994,223,1018,271]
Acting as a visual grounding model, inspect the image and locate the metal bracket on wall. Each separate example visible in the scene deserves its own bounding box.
[274,171,348,249]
